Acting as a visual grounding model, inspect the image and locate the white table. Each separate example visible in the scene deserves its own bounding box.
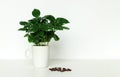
[0,59,120,77]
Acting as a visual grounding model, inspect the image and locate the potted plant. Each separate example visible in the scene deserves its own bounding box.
[18,9,70,67]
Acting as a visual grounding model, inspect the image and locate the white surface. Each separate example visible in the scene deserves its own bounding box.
[0,0,120,59]
[32,46,49,67]
[0,59,120,77]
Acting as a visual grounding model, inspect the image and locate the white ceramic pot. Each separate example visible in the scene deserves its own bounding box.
[32,46,49,68]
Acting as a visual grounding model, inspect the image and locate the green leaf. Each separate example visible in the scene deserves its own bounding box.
[29,17,41,24]
[56,18,69,25]
[39,31,44,37]
[34,40,40,45]
[28,35,33,42]
[53,34,59,41]
[39,24,53,31]
[46,31,54,42]
[54,26,63,30]
[19,21,28,25]
[32,25,39,32]
[29,18,36,24]
[18,28,26,31]
[41,18,48,24]
[62,26,70,30]
[43,15,55,23]
[32,9,40,17]
[24,34,29,37]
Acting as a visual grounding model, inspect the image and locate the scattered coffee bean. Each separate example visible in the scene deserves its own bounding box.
[67,68,72,71]
[49,68,54,71]
[55,67,58,71]
[49,67,72,72]
[63,68,66,71]
[53,68,56,71]
[57,67,61,71]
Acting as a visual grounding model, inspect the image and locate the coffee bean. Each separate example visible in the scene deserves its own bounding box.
[49,67,72,72]
[57,67,61,71]
[67,68,72,71]
[54,67,58,71]
[53,68,57,71]
[63,68,66,71]
[49,68,55,71]
[49,68,54,71]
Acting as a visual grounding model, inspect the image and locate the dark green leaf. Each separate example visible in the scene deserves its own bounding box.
[39,24,53,31]
[18,28,26,31]
[24,34,29,37]
[39,31,44,37]
[34,40,40,45]
[32,9,40,17]
[41,18,48,24]
[54,26,63,30]
[19,21,28,25]
[28,35,33,42]
[46,31,54,42]
[29,18,36,24]
[62,26,70,30]
[29,17,41,24]
[32,25,39,32]
[43,15,55,23]
[53,34,59,41]
[56,18,69,25]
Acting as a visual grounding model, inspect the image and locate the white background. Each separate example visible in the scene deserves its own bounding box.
[0,0,120,59]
